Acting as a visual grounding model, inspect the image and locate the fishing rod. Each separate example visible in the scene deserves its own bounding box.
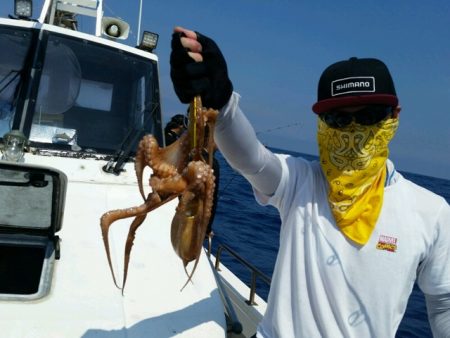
[255,121,302,136]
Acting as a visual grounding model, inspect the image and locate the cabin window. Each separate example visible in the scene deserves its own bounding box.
[0,27,33,137]
[29,32,161,154]
[76,79,113,111]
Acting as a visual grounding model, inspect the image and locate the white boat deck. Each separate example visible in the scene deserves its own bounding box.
[0,155,226,337]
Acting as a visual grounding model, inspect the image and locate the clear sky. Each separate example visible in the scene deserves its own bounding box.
[1,0,449,179]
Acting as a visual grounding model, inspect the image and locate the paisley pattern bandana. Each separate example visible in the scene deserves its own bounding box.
[317,117,399,245]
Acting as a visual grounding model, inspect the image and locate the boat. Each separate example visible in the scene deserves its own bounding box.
[0,1,268,337]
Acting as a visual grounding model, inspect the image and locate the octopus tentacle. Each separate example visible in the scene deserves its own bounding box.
[134,138,145,200]
[121,214,147,292]
[100,211,121,288]
[135,135,159,201]
[100,192,164,289]
[121,194,180,292]
[205,108,218,167]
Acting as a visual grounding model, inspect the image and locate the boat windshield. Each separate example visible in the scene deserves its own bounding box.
[29,31,161,154]
[0,27,33,138]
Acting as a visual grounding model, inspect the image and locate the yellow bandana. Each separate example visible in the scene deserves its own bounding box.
[317,117,399,245]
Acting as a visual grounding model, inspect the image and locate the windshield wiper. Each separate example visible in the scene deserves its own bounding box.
[103,103,159,175]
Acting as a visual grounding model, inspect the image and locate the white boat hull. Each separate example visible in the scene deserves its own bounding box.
[0,155,226,337]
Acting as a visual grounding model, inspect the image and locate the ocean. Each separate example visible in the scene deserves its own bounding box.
[211,147,450,338]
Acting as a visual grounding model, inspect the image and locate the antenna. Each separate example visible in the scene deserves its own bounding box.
[136,0,143,45]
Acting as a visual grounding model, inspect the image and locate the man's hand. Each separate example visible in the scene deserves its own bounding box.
[170,26,233,110]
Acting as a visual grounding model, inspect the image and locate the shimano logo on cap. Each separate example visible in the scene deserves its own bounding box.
[331,77,375,96]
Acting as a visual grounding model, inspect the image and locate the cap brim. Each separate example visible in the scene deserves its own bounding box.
[312,94,398,114]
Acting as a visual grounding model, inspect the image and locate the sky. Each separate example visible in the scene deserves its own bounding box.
[1,0,449,179]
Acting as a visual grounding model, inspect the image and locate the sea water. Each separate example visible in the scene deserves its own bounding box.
[211,148,450,338]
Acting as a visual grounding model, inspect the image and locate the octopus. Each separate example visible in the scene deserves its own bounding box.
[100,96,218,291]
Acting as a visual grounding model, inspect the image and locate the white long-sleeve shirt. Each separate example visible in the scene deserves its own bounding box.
[215,92,450,338]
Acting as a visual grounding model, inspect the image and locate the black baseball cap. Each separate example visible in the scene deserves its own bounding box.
[312,57,398,114]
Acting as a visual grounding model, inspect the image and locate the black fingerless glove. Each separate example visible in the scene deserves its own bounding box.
[170,32,233,110]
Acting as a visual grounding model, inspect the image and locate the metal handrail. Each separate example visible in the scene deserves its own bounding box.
[214,243,271,305]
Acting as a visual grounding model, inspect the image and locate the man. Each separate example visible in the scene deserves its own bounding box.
[170,27,450,337]
[164,114,188,145]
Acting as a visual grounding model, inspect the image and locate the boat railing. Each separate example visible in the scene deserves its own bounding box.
[213,243,271,306]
